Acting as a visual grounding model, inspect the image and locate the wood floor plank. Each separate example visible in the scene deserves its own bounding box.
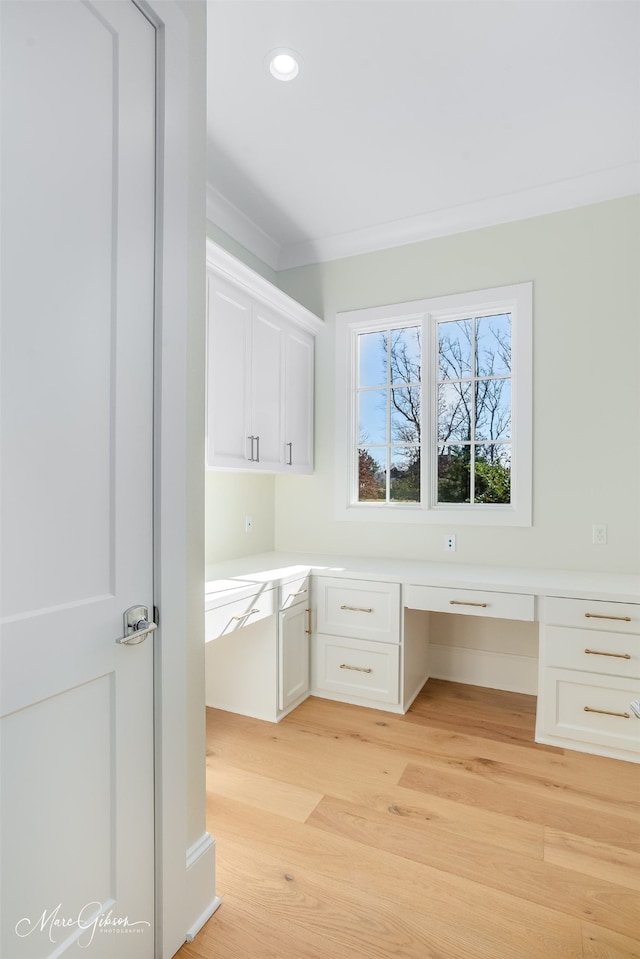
[208,795,584,959]
[545,829,640,892]
[306,794,640,938]
[404,678,543,747]
[287,693,640,803]
[582,921,640,959]
[206,763,323,822]
[178,682,640,959]
[209,725,544,860]
[399,760,639,851]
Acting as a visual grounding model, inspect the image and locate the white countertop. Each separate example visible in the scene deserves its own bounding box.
[205,551,640,604]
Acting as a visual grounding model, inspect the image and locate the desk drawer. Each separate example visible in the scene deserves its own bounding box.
[539,668,640,755]
[205,588,275,642]
[542,597,640,634]
[280,576,310,611]
[315,577,400,643]
[543,625,640,679]
[405,584,535,622]
[312,634,400,705]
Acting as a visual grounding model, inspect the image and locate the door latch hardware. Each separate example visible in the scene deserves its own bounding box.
[116,605,158,645]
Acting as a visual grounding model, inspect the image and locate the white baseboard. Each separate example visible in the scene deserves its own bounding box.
[184,833,221,944]
[428,644,538,695]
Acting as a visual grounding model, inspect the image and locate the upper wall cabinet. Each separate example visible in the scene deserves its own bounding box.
[206,241,323,473]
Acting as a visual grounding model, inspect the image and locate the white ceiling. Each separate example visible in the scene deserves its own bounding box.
[206,0,640,271]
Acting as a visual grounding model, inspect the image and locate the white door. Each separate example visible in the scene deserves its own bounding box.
[1,2,156,956]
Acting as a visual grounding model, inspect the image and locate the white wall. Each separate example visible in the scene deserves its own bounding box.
[275,197,640,575]
[205,471,275,564]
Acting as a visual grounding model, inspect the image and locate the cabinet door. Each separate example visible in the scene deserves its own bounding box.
[206,272,252,467]
[283,325,314,473]
[278,604,310,712]
[251,304,284,470]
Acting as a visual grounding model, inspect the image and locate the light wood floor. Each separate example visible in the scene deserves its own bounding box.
[179,681,640,959]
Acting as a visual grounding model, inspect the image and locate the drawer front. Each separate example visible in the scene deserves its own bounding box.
[315,577,400,643]
[542,625,640,679]
[405,584,535,622]
[280,576,310,611]
[312,634,400,704]
[540,668,640,754]
[542,596,640,634]
[205,587,275,642]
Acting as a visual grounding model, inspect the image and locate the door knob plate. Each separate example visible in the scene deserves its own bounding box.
[116,605,158,645]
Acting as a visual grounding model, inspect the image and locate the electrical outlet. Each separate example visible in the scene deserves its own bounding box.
[592,524,607,545]
[445,534,456,552]
[245,515,253,534]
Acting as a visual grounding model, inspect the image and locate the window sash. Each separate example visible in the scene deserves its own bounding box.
[337,283,532,527]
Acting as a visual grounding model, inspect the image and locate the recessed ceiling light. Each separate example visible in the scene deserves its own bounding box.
[267,48,301,82]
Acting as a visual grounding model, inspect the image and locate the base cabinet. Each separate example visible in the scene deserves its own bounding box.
[204,565,640,764]
[311,576,403,710]
[205,578,310,722]
[536,597,640,762]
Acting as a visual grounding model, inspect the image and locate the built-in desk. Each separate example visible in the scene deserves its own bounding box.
[204,552,640,763]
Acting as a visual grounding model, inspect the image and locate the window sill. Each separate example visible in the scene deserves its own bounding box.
[335,502,532,527]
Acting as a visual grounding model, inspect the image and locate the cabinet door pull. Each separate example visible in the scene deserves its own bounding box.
[255,434,260,463]
[231,608,260,622]
[285,441,293,466]
[247,435,255,461]
[340,604,373,613]
[584,648,631,660]
[340,663,372,674]
[584,613,632,623]
[449,600,489,608]
[305,608,312,635]
[584,706,630,719]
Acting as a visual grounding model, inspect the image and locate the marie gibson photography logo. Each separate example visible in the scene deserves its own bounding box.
[15,902,151,949]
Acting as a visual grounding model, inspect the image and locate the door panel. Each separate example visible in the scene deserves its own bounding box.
[206,274,252,466]
[251,306,284,470]
[1,2,156,955]
[284,326,314,472]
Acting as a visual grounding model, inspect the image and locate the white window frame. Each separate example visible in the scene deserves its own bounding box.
[335,282,532,527]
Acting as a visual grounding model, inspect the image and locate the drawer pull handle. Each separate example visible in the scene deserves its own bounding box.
[340,663,372,674]
[584,613,632,622]
[584,706,630,719]
[231,608,260,622]
[289,589,308,599]
[449,600,489,608]
[584,648,631,660]
[340,604,373,613]
[305,608,312,635]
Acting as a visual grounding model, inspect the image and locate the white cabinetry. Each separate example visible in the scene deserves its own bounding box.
[405,584,535,621]
[278,574,311,714]
[283,325,314,471]
[206,242,322,473]
[312,577,402,708]
[536,597,640,762]
[204,574,311,722]
[279,602,310,713]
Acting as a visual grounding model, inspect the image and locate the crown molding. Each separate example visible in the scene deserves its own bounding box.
[207,163,640,274]
[276,163,640,270]
[205,182,281,272]
[205,238,323,334]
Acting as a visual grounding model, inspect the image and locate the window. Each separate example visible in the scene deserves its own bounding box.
[335,283,532,526]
